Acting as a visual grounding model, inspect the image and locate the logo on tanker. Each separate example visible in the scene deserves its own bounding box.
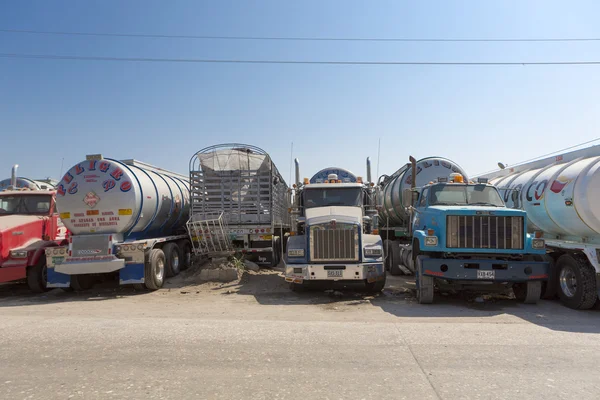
[56,159,132,196]
[83,191,101,208]
[404,160,461,185]
[550,176,572,194]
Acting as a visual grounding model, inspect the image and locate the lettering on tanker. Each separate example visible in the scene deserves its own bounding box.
[56,160,132,197]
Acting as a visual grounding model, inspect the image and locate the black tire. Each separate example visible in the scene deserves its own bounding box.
[163,243,181,277]
[177,240,193,271]
[513,281,542,304]
[365,274,386,293]
[416,256,434,304]
[556,254,597,310]
[26,258,47,293]
[540,254,558,299]
[383,240,393,271]
[70,274,95,291]
[145,248,166,290]
[389,243,403,276]
[271,238,282,267]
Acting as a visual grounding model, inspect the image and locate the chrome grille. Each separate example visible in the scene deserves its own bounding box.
[446,215,524,250]
[310,224,359,262]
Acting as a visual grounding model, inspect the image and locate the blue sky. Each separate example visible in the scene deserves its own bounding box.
[1,0,599,184]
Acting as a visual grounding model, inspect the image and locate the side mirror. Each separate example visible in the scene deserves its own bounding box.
[411,191,419,206]
[402,189,419,207]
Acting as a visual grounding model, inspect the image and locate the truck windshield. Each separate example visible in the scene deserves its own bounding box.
[429,185,504,207]
[303,188,362,209]
[0,194,53,215]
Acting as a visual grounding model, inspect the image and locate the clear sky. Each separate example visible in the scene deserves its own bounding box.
[1,0,600,184]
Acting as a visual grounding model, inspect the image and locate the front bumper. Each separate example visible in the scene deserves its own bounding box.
[420,257,549,282]
[284,262,384,283]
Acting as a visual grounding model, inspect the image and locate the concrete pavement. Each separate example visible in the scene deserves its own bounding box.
[1,272,599,399]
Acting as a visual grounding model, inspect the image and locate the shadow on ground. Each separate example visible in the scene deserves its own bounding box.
[229,270,600,334]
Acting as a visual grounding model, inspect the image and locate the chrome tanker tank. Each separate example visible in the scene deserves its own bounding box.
[378,157,468,226]
[490,155,600,239]
[55,156,190,238]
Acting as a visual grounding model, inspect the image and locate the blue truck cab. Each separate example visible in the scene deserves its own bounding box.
[408,173,549,304]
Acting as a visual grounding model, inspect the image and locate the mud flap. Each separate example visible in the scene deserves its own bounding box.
[120,263,145,284]
[47,267,70,288]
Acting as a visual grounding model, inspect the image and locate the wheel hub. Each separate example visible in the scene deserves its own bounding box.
[559,266,577,298]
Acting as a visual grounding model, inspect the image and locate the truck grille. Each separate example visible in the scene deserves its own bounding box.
[446,215,524,250]
[310,224,359,262]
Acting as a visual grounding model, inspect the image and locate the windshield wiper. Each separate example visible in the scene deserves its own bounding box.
[432,202,463,206]
[469,202,500,207]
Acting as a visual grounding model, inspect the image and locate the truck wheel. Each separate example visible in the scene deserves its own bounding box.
[177,240,193,271]
[26,259,48,293]
[365,274,386,293]
[556,254,597,310]
[416,256,434,304]
[389,243,403,276]
[70,274,95,291]
[383,240,393,271]
[163,243,181,277]
[145,248,166,290]
[513,281,542,304]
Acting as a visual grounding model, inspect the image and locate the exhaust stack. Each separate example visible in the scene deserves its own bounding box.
[10,164,18,188]
[294,158,300,186]
[366,157,372,184]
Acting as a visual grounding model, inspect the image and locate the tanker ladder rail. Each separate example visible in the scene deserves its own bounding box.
[187,212,234,258]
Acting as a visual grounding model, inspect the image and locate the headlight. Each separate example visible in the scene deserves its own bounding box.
[364,247,382,257]
[10,250,28,258]
[424,236,438,246]
[137,243,144,251]
[532,239,545,249]
[287,249,305,257]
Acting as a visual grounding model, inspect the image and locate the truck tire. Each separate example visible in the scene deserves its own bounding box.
[271,238,282,267]
[365,274,386,293]
[513,281,542,304]
[540,254,558,299]
[389,243,403,276]
[416,256,434,304]
[163,243,181,277]
[556,254,597,310]
[177,240,193,271]
[26,258,47,293]
[383,240,393,271]
[70,274,95,291]
[145,248,166,290]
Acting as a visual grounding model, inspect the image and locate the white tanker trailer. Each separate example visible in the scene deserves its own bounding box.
[46,154,192,290]
[478,145,600,309]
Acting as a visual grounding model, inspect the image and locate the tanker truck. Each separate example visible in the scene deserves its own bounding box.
[284,159,385,292]
[46,155,192,290]
[478,145,600,310]
[188,144,290,266]
[0,165,68,292]
[378,156,549,304]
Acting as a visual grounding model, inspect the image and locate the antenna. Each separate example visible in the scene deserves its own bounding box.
[376,138,381,179]
[289,142,293,185]
[59,157,64,180]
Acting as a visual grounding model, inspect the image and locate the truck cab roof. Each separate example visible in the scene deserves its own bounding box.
[303,183,364,189]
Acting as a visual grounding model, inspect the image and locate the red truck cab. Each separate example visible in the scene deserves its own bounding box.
[0,189,68,291]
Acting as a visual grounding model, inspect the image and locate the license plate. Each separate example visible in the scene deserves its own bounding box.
[477,270,495,279]
[327,270,343,278]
